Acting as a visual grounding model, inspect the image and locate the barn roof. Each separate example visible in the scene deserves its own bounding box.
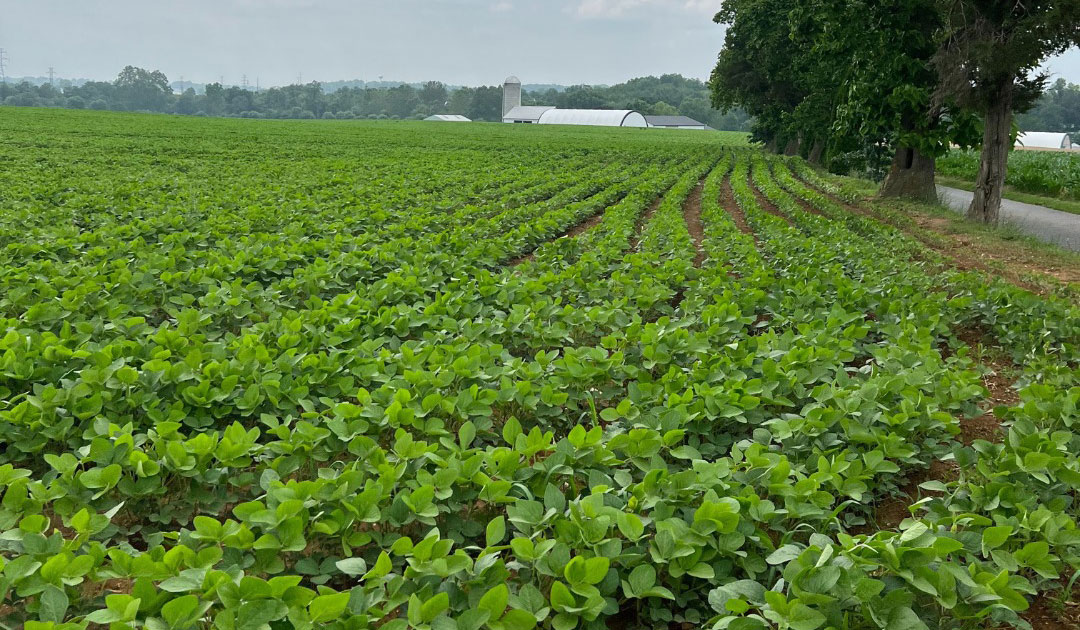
[1016,131,1072,149]
[424,114,471,122]
[645,115,707,128]
[502,105,555,121]
[537,109,648,127]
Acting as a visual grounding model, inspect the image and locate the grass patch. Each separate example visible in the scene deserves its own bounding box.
[936,176,1080,216]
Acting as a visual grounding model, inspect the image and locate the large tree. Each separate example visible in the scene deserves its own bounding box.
[710,0,808,152]
[805,0,977,201]
[934,0,1080,223]
[711,0,979,201]
[114,66,171,112]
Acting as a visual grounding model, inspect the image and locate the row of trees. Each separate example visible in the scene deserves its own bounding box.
[0,68,752,131]
[710,0,1080,222]
[0,69,506,121]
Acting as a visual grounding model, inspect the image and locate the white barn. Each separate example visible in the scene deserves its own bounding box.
[538,109,648,127]
[503,106,555,124]
[1016,131,1073,150]
[645,115,710,130]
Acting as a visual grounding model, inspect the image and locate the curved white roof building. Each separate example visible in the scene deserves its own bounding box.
[503,105,555,124]
[537,109,648,128]
[1016,131,1073,150]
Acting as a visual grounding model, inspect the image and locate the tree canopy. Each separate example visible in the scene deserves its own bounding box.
[710,0,1079,220]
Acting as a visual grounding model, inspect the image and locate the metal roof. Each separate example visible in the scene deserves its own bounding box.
[424,114,471,122]
[504,76,522,85]
[537,109,648,127]
[502,105,555,121]
[645,115,707,128]
[1016,131,1072,149]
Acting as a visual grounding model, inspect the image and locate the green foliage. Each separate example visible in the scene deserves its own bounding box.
[938,149,1080,199]
[0,108,1077,630]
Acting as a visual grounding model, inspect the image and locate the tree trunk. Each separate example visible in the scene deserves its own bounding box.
[879,145,937,203]
[968,78,1014,224]
[783,137,801,156]
[808,140,825,165]
[764,137,779,153]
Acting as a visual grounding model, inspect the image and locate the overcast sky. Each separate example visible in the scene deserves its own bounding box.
[2,0,1078,88]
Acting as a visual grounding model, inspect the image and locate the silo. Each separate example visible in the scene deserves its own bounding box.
[502,76,522,117]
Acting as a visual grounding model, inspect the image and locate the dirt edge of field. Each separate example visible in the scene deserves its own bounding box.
[797,175,1076,296]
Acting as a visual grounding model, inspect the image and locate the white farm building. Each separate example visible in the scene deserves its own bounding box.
[500,76,647,128]
[503,105,555,124]
[645,115,710,130]
[424,114,471,122]
[1015,131,1073,150]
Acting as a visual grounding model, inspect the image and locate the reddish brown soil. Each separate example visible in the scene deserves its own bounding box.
[721,177,758,242]
[873,460,960,531]
[683,181,706,267]
[1021,571,1080,630]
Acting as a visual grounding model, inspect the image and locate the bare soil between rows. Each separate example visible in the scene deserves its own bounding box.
[683,181,706,267]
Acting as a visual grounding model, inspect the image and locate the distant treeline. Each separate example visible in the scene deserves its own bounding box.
[1017,79,1080,145]
[0,66,752,131]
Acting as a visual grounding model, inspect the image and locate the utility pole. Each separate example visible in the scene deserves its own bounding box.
[255,76,260,93]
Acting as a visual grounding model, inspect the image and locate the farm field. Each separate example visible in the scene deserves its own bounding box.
[1,108,1079,630]
[938,149,1080,211]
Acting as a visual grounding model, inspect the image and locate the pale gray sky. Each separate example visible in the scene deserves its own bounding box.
[2,0,1077,88]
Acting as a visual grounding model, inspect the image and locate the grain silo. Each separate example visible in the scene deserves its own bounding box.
[502,76,522,117]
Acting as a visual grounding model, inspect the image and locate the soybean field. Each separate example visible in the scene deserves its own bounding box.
[1,108,1079,630]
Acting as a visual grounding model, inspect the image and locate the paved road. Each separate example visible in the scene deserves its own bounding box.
[938,186,1080,252]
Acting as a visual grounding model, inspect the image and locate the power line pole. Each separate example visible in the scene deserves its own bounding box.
[241,74,249,91]
[255,76,260,93]
[0,49,9,84]
[47,67,55,85]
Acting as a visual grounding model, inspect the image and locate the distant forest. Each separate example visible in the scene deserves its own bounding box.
[0,67,752,131]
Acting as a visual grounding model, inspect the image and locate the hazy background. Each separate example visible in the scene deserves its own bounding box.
[5,0,1075,88]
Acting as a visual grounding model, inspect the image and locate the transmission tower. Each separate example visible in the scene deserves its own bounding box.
[47,67,55,84]
[0,49,9,84]
[255,76,260,92]
[241,74,249,90]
